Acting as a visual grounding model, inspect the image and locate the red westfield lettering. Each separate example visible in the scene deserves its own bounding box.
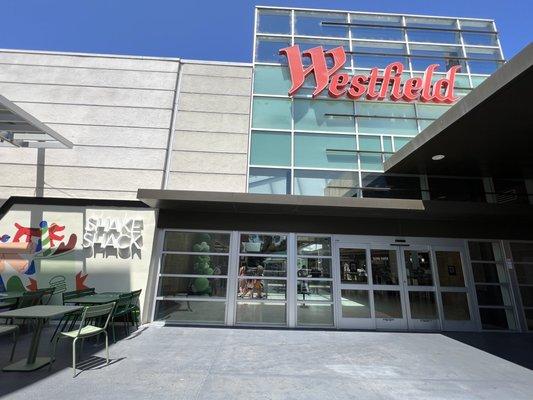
[279,45,460,103]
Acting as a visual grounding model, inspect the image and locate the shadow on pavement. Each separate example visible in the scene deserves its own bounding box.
[444,331,533,370]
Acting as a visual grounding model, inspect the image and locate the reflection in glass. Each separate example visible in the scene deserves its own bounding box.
[236,302,286,325]
[163,231,230,253]
[240,234,287,254]
[468,241,501,261]
[297,258,331,278]
[436,251,465,287]
[257,10,291,34]
[297,236,332,256]
[294,11,348,38]
[519,286,533,308]
[479,308,515,330]
[371,249,399,285]
[341,290,371,318]
[155,300,226,324]
[294,170,359,197]
[404,251,433,286]
[297,280,332,301]
[442,292,470,321]
[510,242,533,263]
[237,279,286,300]
[255,37,291,63]
[297,304,334,326]
[339,248,368,283]
[409,291,438,319]
[248,167,290,195]
[515,264,533,285]
[239,257,287,277]
[475,284,512,306]
[161,254,228,276]
[472,262,505,283]
[374,290,402,318]
[158,277,227,298]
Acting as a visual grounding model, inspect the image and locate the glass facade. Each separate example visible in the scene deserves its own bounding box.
[249,7,507,198]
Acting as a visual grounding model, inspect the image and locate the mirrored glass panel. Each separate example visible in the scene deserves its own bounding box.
[371,249,399,285]
[404,251,433,286]
[407,29,460,44]
[257,9,291,34]
[248,167,290,195]
[515,264,533,285]
[294,170,359,197]
[374,290,403,318]
[339,248,368,283]
[352,26,404,41]
[253,65,291,95]
[294,99,355,133]
[252,97,292,130]
[436,251,465,287]
[164,232,230,253]
[161,254,229,276]
[294,133,357,169]
[250,130,291,167]
[297,236,332,256]
[468,241,501,261]
[155,300,226,324]
[472,263,504,283]
[362,173,422,200]
[341,290,371,318]
[510,243,533,263]
[462,32,498,46]
[256,36,291,63]
[294,11,348,38]
[240,234,287,254]
[475,284,512,306]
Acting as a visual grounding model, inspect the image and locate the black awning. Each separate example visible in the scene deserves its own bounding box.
[384,43,533,178]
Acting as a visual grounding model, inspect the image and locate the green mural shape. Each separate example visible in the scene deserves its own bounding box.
[6,275,26,292]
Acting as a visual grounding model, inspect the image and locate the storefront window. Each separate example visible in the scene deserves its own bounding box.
[240,234,287,254]
[297,236,332,257]
[341,290,371,318]
[510,242,533,330]
[250,130,291,167]
[155,231,231,324]
[469,241,517,330]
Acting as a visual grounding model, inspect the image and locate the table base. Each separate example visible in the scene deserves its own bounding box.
[3,356,50,372]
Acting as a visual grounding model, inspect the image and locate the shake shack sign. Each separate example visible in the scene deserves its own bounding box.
[279,45,461,103]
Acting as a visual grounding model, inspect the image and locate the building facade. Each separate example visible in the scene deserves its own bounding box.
[0,6,531,333]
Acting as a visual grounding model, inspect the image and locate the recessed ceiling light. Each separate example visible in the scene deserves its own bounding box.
[432,154,445,161]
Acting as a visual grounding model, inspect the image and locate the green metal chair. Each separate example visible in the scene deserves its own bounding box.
[50,302,115,377]
[127,289,142,328]
[6,291,44,326]
[51,288,97,339]
[0,325,19,361]
[39,287,57,305]
[110,293,133,342]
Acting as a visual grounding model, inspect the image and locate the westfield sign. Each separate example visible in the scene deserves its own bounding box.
[279,45,460,103]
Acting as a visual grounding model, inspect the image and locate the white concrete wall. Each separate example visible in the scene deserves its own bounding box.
[0,50,253,199]
[168,62,251,192]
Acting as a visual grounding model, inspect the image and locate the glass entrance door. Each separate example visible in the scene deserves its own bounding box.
[401,248,441,331]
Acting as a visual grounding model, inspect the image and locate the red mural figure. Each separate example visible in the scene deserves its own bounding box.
[13,222,65,247]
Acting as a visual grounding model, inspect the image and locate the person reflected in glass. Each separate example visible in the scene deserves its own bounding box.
[238,264,248,297]
[252,265,265,299]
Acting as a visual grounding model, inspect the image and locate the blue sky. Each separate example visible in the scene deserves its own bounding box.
[3,0,532,61]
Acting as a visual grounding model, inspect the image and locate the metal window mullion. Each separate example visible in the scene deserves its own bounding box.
[457,19,474,89]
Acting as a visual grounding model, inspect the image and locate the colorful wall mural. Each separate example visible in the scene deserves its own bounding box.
[0,204,155,317]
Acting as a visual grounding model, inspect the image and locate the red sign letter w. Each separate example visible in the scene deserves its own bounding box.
[279,45,346,98]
